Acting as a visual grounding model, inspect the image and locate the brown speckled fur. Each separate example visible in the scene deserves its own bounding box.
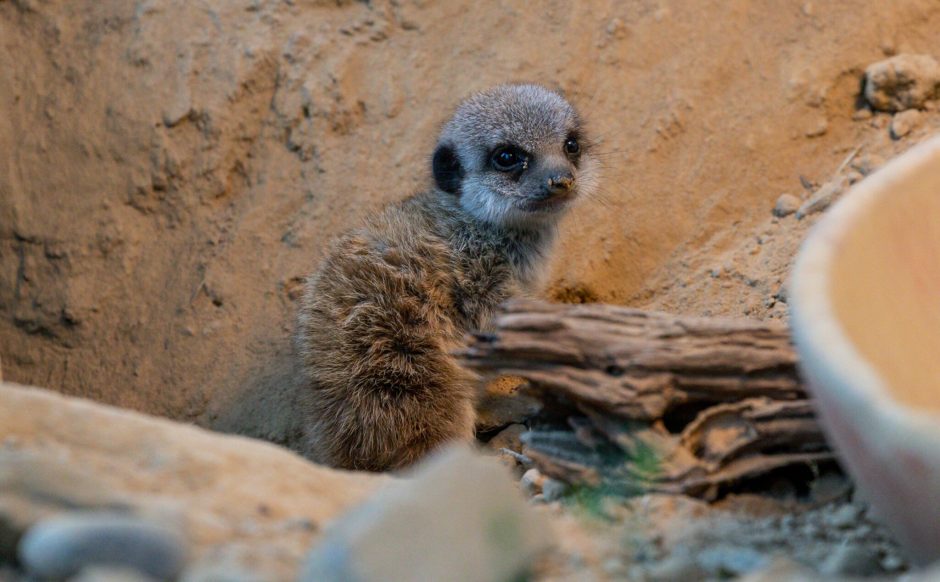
[295,85,598,471]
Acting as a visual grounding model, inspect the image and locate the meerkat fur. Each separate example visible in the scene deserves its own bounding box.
[295,84,599,471]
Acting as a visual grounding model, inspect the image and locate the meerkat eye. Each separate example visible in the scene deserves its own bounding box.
[491,146,527,172]
[564,137,581,157]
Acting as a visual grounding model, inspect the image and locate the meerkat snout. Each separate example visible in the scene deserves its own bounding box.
[296,84,597,472]
[545,172,574,194]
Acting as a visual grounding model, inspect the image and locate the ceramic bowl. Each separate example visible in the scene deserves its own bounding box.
[790,135,940,566]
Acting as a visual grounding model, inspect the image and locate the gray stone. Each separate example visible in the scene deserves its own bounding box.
[864,54,940,112]
[18,512,186,580]
[71,566,158,582]
[738,559,817,582]
[640,546,704,582]
[300,445,553,582]
[819,542,881,577]
[826,504,862,529]
[697,544,770,576]
[881,552,905,572]
[540,478,568,503]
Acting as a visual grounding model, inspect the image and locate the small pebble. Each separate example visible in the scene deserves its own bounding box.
[606,17,627,38]
[881,553,905,571]
[641,547,703,582]
[18,513,186,581]
[697,544,770,576]
[820,542,882,576]
[805,118,828,137]
[520,468,544,497]
[70,566,158,582]
[826,504,862,529]
[890,109,922,139]
[801,523,821,538]
[541,478,568,502]
[773,194,801,217]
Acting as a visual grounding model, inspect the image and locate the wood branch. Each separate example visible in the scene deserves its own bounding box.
[462,299,803,419]
[461,300,834,500]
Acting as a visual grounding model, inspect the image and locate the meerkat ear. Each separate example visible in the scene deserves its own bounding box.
[432,143,463,195]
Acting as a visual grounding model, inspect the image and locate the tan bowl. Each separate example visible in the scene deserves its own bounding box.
[790,135,940,566]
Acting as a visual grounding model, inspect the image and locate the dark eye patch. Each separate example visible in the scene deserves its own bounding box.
[432,144,463,195]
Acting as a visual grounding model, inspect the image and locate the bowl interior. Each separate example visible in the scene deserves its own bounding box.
[829,152,940,412]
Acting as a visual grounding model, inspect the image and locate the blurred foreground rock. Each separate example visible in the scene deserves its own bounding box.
[0,383,383,580]
[302,445,553,582]
[18,513,186,580]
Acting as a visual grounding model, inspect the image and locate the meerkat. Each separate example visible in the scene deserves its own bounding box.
[295,84,599,471]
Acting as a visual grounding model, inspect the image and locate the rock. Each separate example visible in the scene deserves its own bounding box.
[738,558,817,582]
[606,17,627,38]
[541,478,568,502]
[881,552,905,572]
[639,546,704,582]
[300,445,553,582]
[890,109,922,139]
[820,542,882,577]
[19,513,186,580]
[70,566,159,582]
[825,504,862,529]
[0,383,384,581]
[0,453,129,565]
[773,194,801,217]
[864,54,940,112]
[697,544,770,577]
[804,118,828,137]
[520,468,545,497]
[796,178,847,219]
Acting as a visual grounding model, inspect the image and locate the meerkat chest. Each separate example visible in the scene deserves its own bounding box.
[447,231,550,332]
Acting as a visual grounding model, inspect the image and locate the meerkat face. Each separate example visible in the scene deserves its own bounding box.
[432,84,599,229]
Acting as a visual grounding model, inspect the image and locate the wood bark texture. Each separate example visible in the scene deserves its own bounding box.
[460,300,835,500]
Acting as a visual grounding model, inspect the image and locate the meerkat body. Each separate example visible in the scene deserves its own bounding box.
[296,85,597,471]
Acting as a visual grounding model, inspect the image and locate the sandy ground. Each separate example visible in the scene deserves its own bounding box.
[2,0,940,578]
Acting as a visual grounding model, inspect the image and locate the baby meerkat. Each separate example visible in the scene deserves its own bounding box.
[296,84,598,471]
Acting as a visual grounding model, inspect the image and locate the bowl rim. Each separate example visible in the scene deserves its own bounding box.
[789,134,940,440]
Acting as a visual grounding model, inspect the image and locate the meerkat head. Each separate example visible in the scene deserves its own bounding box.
[432,84,598,230]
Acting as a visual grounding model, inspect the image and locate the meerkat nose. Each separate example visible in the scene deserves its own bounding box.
[546,172,575,195]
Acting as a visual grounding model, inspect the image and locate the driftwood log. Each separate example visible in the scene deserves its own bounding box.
[459,300,835,500]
